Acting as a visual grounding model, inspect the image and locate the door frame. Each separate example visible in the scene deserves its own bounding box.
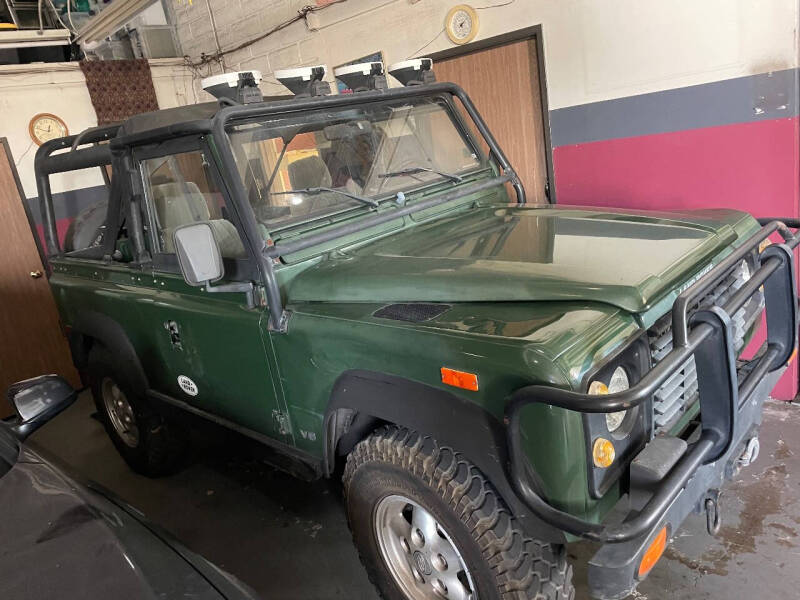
[425,24,556,203]
[1,137,49,268]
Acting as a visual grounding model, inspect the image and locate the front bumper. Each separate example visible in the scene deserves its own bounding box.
[504,220,800,599]
[587,366,781,599]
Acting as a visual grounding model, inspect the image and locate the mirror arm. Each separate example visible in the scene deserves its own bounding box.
[9,419,36,441]
[204,280,256,308]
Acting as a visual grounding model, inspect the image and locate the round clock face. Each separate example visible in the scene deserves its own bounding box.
[30,113,68,145]
[446,5,479,44]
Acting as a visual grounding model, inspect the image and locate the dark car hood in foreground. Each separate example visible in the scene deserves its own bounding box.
[0,431,257,600]
[288,205,750,313]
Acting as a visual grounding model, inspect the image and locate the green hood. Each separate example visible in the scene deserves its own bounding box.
[287,205,749,313]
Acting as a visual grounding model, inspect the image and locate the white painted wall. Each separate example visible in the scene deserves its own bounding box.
[3,0,794,195]
[135,2,169,26]
[0,58,194,198]
[171,0,799,110]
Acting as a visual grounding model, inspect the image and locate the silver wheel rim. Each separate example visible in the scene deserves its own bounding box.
[374,494,477,600]
[101,377,139,448]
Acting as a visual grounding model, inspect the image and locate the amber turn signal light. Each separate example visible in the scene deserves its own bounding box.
[588,381,609,395]
[788,348,798,367]
[592,437,615,468]
[441,367,479,391]
[638,526,668,578]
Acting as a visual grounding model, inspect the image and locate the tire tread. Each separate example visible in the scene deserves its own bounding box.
[343,425,575,600]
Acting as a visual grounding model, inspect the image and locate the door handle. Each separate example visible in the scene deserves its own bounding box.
[30,270,43,279]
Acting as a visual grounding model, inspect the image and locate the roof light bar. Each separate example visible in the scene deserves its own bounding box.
[202,71,264,104]
[333,61,388,92]
[388,58,436,86]
[275,65,331,98]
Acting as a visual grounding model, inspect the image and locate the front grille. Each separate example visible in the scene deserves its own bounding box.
[648,260,764,434]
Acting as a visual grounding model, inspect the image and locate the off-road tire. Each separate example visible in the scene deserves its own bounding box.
[343,425,574,600]
[88,345,186,477]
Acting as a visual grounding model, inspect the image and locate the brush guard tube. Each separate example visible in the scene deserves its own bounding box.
[504,221,799,597]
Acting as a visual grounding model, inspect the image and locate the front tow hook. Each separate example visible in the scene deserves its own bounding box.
[738,436,760,468]
[705,490,722,535]
[728,436,761,478]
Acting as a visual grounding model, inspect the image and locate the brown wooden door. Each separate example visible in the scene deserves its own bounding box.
[436,38,549,202]
[0,139,79,417]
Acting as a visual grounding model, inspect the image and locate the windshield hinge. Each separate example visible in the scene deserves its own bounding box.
[272,410,292,436]
[268,309,291,333]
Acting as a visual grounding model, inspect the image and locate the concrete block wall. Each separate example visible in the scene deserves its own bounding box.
[169,0,799,108]
[172,0,325,97]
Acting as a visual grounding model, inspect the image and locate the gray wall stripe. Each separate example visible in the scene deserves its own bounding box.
[549,68,799,147]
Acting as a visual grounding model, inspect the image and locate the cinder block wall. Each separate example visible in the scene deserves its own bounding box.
[174,0,326,92]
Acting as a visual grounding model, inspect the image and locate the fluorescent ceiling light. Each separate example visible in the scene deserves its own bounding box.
[74,0,156,43]
[0,29,71,49]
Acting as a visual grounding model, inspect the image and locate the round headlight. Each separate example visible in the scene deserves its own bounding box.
[605,367,629,433]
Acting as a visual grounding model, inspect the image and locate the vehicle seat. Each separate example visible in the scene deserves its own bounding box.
[150,182,246,258]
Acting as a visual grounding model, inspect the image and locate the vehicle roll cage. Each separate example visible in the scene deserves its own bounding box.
[34,82,524,331]
[505,218,800,543]
[35,123,119,256]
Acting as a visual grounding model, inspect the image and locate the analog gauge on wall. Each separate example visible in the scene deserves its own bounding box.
[29,113,69,145]
[445,4,479,45]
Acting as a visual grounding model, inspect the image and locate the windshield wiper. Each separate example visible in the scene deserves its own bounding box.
[378,166,463,184]
[271,187,379,209]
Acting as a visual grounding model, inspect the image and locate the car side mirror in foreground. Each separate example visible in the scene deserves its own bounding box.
[173,222,256,307]
[6,375,77,441]
[173,222,224,286]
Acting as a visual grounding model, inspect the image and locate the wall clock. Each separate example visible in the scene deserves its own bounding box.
[445,4,479,45]
[29,113,68,145]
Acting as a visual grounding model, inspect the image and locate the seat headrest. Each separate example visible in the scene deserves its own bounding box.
[151,182,210,228]
[288,155,332,189]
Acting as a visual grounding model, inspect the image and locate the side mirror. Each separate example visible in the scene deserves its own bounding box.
[173,222,224,286]
[6,375,77,440]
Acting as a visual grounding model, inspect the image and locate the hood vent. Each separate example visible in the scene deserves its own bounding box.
[373,303,451,323]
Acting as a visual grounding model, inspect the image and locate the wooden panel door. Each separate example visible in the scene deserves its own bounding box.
[0,139,79,417]
[436,38,548,202]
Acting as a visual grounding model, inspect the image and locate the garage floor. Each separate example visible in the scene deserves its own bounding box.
[30,393,800,599]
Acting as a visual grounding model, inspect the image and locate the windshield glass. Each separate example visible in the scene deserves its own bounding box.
[228,96,485,232]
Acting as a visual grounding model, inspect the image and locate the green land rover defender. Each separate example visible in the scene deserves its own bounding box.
[35,65,799,600]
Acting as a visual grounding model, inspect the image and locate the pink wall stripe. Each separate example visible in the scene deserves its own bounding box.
[554,116,800,398]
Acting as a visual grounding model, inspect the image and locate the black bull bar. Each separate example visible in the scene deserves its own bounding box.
[505,219,800,544]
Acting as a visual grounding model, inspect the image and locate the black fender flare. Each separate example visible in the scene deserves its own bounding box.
[69,310,149,393]
[323,369,566,544]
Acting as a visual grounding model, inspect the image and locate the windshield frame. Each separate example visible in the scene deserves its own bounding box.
[211,82,526,332]
[226,93,492,237]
